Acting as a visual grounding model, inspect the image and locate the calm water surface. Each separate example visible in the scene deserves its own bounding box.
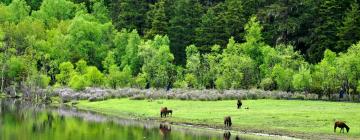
[0,99,293,140]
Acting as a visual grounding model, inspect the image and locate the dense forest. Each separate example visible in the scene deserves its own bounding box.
[0,0,360,98]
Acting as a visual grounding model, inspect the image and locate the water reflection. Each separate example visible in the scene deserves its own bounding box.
[159,123,171,140]
[0,99,292,140]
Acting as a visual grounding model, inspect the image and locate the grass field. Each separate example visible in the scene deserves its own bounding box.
[77,98,360,139]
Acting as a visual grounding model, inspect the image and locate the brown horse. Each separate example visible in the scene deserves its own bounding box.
[237,99,242,109]
[334,121,350,133]
[224,116,232,127]
[160,107,168,118]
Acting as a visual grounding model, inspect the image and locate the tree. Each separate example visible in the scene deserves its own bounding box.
[336,42,360,98]
[7,0,30,23]
[312,49,339,97]
[114,0,148,35]
[271,64,294,91]
[65,14,114,68]
[92,0,110,23]
[168,0,203,64]
[55,62,74,86]
[195,3,228,48]
[292,65,312,92]
[120,30,141,75]
[139,35,175,88]
[145,0,168,39]
[337,2,360,52]
[32,0,80,27]
[185,45,201,88]
[102,51,116,73]
[308,0,349,62]
[84,66,104,87]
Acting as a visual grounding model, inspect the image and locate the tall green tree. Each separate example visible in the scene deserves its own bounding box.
[337,2,360,52]
[145,0,168,39]
[168,0,203,64]
[139,35,175,88]
[114,0,148,35]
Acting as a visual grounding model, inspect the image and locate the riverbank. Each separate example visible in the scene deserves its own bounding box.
[55,87,359,102]
[76,98,360,140]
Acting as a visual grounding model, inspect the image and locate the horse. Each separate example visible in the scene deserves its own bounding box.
[224,116,232,127]
[237,99,242,109]
[166,109,173,117]
[223,131,231,140]
[235,135,240,140]
[334,121,350,133]
[160,107,168,118]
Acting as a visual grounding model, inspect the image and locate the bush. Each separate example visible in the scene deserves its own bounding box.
[69,74,88,91]
[260,78,275,91]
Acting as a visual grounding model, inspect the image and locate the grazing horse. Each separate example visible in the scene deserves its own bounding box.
[223,131,231,140]
[166,109,173,117]
[237,99,242,109]
[160,107,168,118]
[334,121,350,133]
[224,116,232,127]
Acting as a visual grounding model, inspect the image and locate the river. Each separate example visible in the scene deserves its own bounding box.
[0,99,296,140]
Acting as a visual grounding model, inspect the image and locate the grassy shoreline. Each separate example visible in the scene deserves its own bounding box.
[76,98,360,139]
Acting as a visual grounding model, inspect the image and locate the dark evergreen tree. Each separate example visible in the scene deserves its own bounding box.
[145,0,168,39]
[337,1,360,52]
[307,0,350,63]
[168,0,203,65]
[114,0,148,35]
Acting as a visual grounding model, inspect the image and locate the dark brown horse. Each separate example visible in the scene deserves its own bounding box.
[334,121,350,133]
[160,107,168,118]
[167,109,173,117]
[237,99,242,109]
[224,116,232,127]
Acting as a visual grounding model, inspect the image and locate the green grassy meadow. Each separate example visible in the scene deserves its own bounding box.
[77,98,360,139]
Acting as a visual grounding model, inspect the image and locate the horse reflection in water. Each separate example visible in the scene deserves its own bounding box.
[223,131,231,140]
[224,131,241,140]
[159,123,171,140]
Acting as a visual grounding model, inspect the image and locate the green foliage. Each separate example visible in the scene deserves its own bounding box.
[32,0,81,27]
[114,0,147,34]
[102,51,116,73]
[312,50,339,96]
[337,2,360,52]
[139,35,174,88]
[260,78,275,91]
[145,0,168,39]
[133,73,147,89]
[84,66,104,87]
[6,56,27,81]
[65,14,113,68]
[7,0,30,23]
[69,74,88,91]
[75,59,87,75]
[271,64,294,91]
[120,30,141,75]
[168,0,203,64]
[55,62,75,86]
[292,65,312,92]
